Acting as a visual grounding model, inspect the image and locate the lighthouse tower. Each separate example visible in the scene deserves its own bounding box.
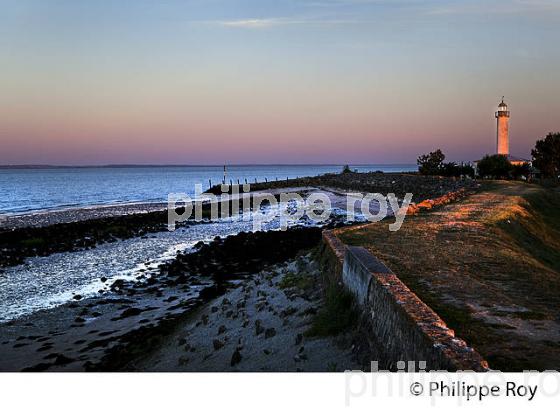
[495,97,510,156]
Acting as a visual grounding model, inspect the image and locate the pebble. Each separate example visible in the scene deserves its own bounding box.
[230,349,242,366]
[213,339,224,350]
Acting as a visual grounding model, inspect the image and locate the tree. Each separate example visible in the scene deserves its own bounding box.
[459,163,475,178]
[417,149,445,175]
[477,154,512,179]
[532,132,560,178]
[441,162,461,177]
[511,163,531,180]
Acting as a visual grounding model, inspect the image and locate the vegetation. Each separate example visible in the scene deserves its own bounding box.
[511,163,531,180]
[278,270,314,291]
[476,154,512,179]
[305,284,358,337]
[417,149,445,175]
[532,132,560,178]
[417,149,474,177]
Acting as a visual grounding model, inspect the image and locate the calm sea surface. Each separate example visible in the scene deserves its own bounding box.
[0,165,416,214]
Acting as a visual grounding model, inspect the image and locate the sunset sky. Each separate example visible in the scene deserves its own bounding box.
[1,0,559,165]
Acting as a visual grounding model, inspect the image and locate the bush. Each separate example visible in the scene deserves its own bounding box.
[418,150,474,178]
[477,154,512,179]
[511,163,531,180]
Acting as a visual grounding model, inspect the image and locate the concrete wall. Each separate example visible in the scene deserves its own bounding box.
[320,230,488,371]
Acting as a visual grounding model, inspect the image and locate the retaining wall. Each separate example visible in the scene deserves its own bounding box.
[320,230,488,371]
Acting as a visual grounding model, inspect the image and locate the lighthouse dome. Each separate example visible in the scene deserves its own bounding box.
[498,101,507,107]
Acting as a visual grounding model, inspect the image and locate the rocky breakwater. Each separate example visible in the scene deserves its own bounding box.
[0,209,178,268]
[405,188,473,215]
[245,173,478,202]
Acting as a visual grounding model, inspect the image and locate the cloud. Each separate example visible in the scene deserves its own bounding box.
[215,17,357,29]
[218,18,303,29]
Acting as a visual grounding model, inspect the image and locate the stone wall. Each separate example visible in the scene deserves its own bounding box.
[320,230,488,371]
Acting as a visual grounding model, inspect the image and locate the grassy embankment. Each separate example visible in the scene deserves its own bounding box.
[337,181,560,371]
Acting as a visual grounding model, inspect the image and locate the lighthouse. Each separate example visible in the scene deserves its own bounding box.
[495,97,510,156]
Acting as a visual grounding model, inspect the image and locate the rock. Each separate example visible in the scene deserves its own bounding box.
[202,315,209,325]
[255,320,264,336]
[178,356,189,366]
[53,354,75,366]
[264,328,276,339]
[230,349,242,366]
[74,317,86,323]
[119,307,143,319]
[100,277,107,283]
[73,294,82,301]
[110,279,125,291]
[293,353,307,362]
[211,306,219,313]
[295,333,303,345]
[263,349,271,355]
[218,325,227,335]
[280,306,297,318]
[213,339,224,350]
[177,338,187,346]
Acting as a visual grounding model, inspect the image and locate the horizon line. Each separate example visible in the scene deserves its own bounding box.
[0,163,419,169]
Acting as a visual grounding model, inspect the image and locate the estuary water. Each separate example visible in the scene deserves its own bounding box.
[0,164,416,214]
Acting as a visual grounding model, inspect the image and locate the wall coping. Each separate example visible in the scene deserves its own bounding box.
[321,230,489,371]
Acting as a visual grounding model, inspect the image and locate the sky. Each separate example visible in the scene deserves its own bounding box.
[1,0,559,165]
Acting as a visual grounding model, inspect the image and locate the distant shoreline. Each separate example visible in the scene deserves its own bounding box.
[0,163,416,170]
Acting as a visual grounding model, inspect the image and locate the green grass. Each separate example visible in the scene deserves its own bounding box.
[497,188,560,273]
[278,271,315,291]
[305,284,358,337]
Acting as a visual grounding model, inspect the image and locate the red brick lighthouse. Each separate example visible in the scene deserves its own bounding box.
[495,97,510,156]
